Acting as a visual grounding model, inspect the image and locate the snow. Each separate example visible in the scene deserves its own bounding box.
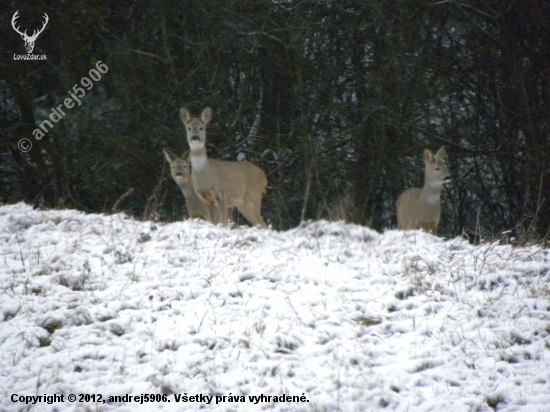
[1,202,549,411]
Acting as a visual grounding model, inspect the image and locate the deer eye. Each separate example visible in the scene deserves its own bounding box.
[199,127,203,131]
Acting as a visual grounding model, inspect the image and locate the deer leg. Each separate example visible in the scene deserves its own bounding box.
[237,200,266,228]
[249,194,267,228]
[217,191,228,226]
[195,188,220,225]
[227,207,235,223]
[205,204,218,224]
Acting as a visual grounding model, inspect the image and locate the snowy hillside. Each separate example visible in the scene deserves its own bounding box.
[1,203,549,412]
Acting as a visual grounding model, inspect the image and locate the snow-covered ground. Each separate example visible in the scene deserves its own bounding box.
[1,202,549,412]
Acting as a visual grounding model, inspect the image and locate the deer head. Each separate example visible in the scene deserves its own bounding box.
[12,11,49,54]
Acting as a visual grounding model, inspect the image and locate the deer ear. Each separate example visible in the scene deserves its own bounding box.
[163,148,177,162]
[435,146,447,160]
[179,107,191,125]
[201,107,212,125]
[423,149,434,164]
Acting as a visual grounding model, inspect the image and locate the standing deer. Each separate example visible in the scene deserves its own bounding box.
[163,148,233,224]
[396,147,451,234]
[180,107,268,228]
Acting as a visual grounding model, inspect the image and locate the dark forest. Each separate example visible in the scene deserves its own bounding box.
[1,0,549,241]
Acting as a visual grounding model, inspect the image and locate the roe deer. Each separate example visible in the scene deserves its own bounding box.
[163,148,234,223]
[396,147,451,234]
[180,107,268,228]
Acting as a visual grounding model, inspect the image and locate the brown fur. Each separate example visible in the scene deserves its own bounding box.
[396,147,451,234]
[181,107,268,227]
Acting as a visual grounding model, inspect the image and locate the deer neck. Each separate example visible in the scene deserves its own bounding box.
[189,146,208,171]
[422,175,443,204]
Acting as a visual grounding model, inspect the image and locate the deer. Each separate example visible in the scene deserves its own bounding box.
[163,148,233,224]
[11,11,49,54]
[180,107,268,228]
[396,147,451,234]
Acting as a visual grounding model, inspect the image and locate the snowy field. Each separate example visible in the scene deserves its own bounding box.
[1,202,549,412]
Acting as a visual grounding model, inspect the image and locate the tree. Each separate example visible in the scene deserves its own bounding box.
[1,0,548,240]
